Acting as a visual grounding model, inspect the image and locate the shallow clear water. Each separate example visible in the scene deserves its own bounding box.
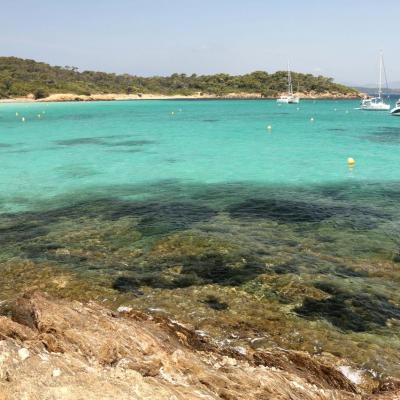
[0,99,399,211]
[1,99,400,377]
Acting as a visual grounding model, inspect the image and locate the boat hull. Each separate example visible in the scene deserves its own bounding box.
[277,97,300,104]
[361,106,391,111]
[360,95,390,111]
[360,102,391,111]
[391,107,400,116]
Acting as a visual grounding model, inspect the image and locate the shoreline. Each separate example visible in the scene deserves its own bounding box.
[0,91,361,104]
[1,291,396,399]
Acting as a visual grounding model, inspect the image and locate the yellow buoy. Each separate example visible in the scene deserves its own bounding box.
[267,125,272,130]
[347,157,355,167]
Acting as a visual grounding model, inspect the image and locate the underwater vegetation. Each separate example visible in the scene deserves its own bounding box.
[1,180,400,378]
[54,137,157,147]
[362,126,400,144]
[227,197,386,226]
[296,281,400,332]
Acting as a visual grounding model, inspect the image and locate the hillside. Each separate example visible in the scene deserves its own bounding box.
[354,86,400,96]
[0,57,359,99]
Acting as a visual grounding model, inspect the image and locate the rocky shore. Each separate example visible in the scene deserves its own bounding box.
[0,91,361,103]
[0,292,399,399]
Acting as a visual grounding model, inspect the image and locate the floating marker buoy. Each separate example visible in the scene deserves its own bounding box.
[37,114,41,118]
[21,117,25,122]
[171,112,175,115]
[347,157,355,167]
[310,117,314,122]
[16,112,19,116]
[267,125,272,130]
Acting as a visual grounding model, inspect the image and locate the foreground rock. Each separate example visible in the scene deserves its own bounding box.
[0,293,398,399]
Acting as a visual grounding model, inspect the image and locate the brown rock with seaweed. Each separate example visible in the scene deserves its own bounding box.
[0,292,399,399]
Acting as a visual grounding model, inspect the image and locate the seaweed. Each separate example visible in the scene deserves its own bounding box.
[296,283,400,332]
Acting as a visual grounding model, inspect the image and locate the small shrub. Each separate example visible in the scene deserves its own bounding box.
[33,88,49,99]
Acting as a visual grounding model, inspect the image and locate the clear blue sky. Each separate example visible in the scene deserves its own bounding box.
[1,0,399,85]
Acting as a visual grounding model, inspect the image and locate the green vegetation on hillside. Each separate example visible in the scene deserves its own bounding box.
[0,57,358,98]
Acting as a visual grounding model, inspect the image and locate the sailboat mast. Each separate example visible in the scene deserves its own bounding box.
[287,62,293,95]
[378,52,383,99]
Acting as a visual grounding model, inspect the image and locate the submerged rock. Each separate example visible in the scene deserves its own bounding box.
[0,292,398,399]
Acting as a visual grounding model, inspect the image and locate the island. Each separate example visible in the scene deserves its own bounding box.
[0,57,360,102]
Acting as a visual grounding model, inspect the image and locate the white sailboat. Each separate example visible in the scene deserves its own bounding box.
[277,63,300,104]
[390,99,400,116]
[360,52,390,111]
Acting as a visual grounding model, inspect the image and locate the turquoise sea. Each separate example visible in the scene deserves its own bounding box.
[1,99,400,211]
[1,99,400,378]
